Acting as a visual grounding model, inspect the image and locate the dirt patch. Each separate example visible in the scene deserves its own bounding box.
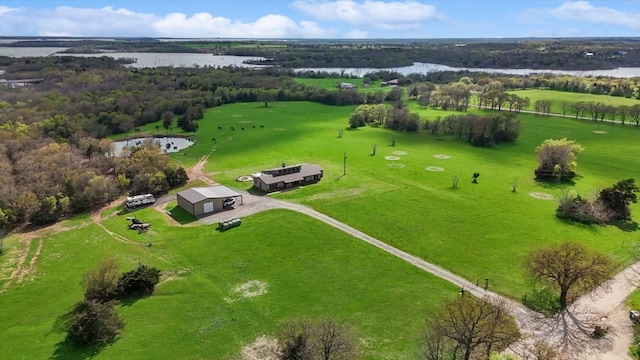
[241,335,282,360]
[529,192,555,200]
[425,166,444,172]
[225,280,269,303]
[237,175,253,182]
[592,130,608,134]
[387,163,406,168]
[384,156,401,161]
[433,154,452,159]
[392,151,407,156]
[273,128,286,131]
[239,120,251,123]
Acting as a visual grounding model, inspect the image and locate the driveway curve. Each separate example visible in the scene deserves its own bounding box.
[163,189,638,359]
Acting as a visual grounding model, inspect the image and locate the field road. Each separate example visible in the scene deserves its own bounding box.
[159,189,639,359]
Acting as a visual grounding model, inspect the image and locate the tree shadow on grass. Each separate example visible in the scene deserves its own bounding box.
[612,221,639,232]
[555,218,601,233]
[535,178,577,190]
[50,339,102,360]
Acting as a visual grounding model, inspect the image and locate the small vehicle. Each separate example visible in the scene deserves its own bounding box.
[223,198,236,208]
[630,310,640,322]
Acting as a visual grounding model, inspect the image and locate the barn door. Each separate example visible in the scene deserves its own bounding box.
[203,202,214,213]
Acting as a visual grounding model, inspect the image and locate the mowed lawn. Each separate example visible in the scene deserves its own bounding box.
[507,89,640,115]
[0,209,456,360]
[173,101,640,298]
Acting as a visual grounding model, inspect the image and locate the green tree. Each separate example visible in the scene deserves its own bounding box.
[534,138,583,181]
[66,299,123,346]
[597,178,638,222]
[83,258,120,303]
[525,242,613,310]
[117,264,161,298]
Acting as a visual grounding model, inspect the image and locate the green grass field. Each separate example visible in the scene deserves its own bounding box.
[164,101,639,298]
[0,209,456,360]
[507,89,640,115]
[2,94,640,359]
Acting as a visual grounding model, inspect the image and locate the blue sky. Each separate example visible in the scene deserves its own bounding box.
[0,0,638,38]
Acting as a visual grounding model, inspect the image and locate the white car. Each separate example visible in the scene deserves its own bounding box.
[223,198,236,208]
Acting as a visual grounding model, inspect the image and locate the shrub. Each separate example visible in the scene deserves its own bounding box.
[83,258,120,303]
[117,264,161,298]
[66,300,123,346]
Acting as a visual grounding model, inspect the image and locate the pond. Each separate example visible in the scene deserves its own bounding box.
[112,137,194,156]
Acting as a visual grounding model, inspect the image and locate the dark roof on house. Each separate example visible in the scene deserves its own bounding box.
[177,186,241,204]
[256,164,323,185]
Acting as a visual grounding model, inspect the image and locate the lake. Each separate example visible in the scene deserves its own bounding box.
[294,62,640,78]
[0,47,69,57]
[113,137,194,156]
[54,52,269,69]
[1,47,639,77]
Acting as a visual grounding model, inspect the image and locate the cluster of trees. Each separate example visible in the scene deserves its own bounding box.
[66,259,160,346]
[0,131,187,230]
[415,81,474,111]
[565,101,640,124]
[534,138,584,181]
[557,179,638,225]
[233,40,640,71]
[275,318,358,360]
[349,105,520,147]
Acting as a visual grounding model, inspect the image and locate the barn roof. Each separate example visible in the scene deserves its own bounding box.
[257,164,323,185]
[177,186,241,204]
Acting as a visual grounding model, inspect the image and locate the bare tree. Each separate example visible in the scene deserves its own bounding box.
[424,296,521,360]
[277,318,358,360]
[313,318,357,360]
[525,242,613,310]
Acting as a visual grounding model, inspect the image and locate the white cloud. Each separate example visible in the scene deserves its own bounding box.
[527,1,640,30]
[0,6,334,38]
[291,0,445,30]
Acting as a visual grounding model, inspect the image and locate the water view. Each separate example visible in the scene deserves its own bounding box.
[1,47,639,78]
[112,137,194,156]
[55,52,269,69]
[294,62,640,78]
[0,47,69,57]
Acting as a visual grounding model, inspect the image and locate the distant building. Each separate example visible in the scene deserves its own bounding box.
[338,82,356,90]
[585,52,594,57]
[381,79,399,87]
[253,163,323,193]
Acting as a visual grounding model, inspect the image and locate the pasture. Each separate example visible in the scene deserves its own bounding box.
[165,101,639,298]
[2,96,640,359]
[0,209,456,360]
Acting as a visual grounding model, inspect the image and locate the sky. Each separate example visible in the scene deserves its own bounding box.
[0,0,639,39]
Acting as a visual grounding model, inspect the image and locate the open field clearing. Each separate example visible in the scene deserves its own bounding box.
[0,209,455,360]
